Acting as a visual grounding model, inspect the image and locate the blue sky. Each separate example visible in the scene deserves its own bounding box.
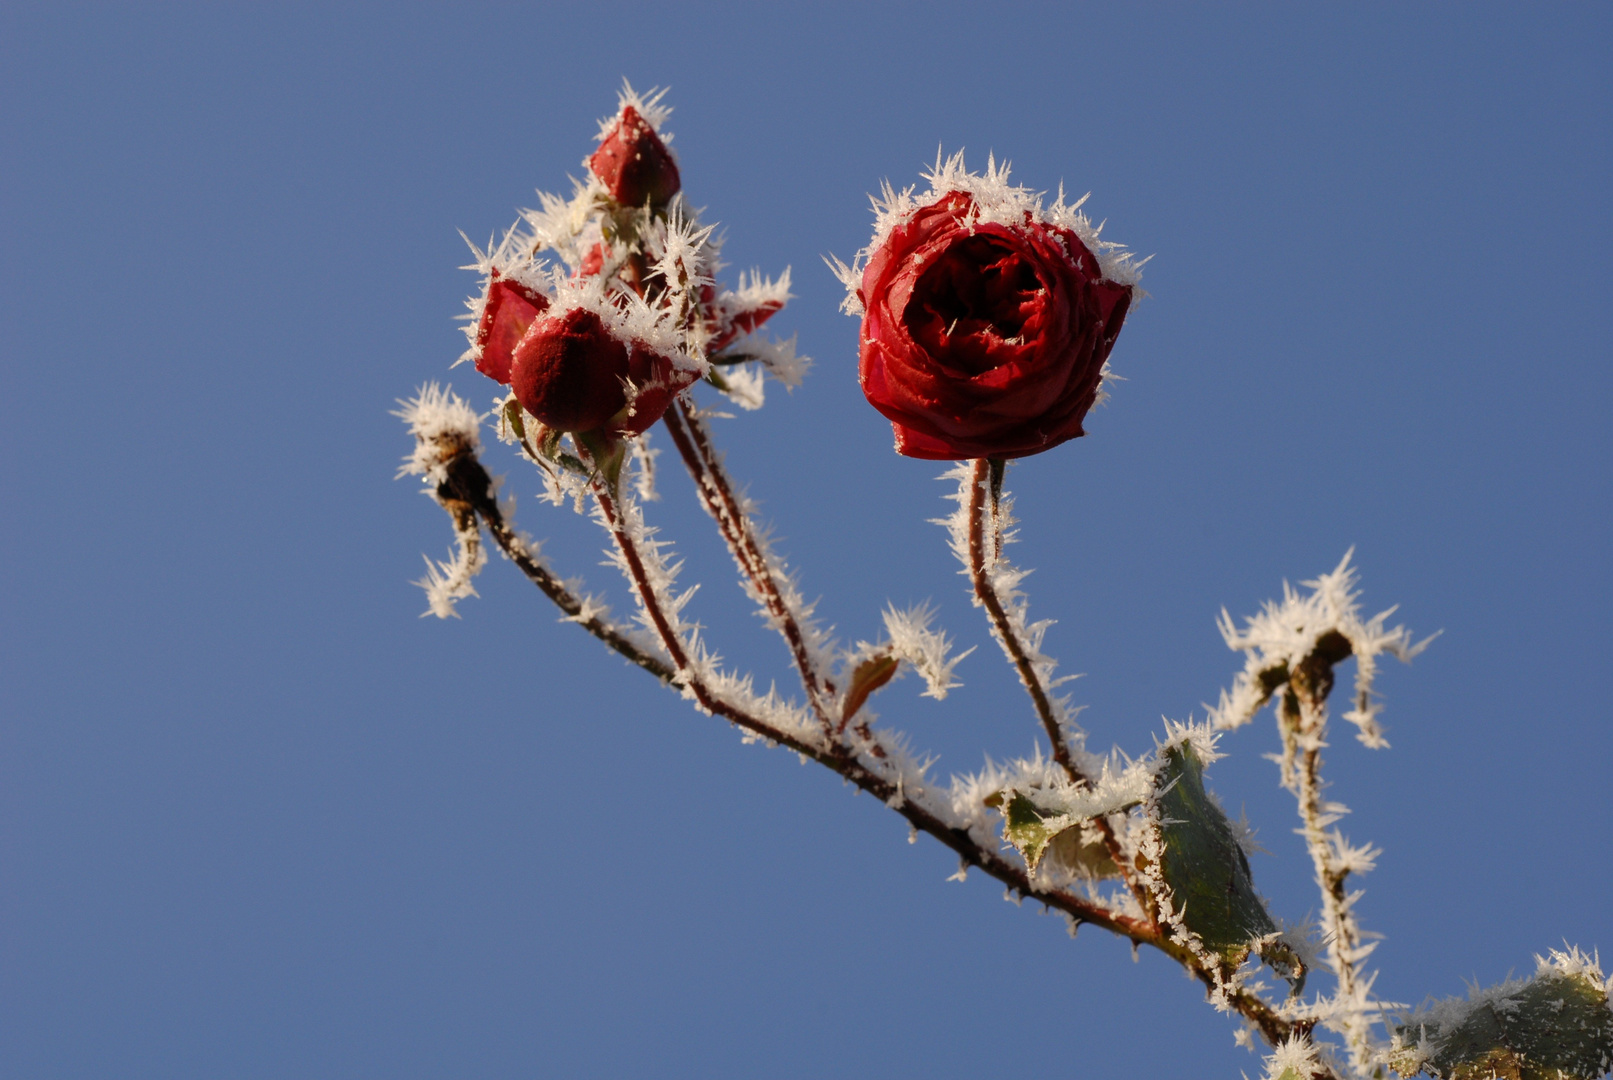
[2,3,1610,1077]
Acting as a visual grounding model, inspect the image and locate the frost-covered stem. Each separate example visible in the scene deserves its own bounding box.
[432,448,676,683]
[968,459,1079,779]
[436,446,1312,1063]
[965,460,1153,914]
[661,398,838,735]
[587,469,1139,913]
[1284,635,1378,1075]
[566,493,1306,1042]
[590,478,702,681]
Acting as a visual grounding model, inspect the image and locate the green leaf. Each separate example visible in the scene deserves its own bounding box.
[993,792,1121,878]
[1153,742,1281,969]
[998,793,1063,871]
[1389,969,1613,1080]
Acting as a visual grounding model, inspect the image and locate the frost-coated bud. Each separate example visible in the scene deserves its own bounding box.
[472,274,550,384]
[509,306,695,436]
[588,105,680,208]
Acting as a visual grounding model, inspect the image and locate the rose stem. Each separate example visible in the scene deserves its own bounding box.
[661,397,839,737]
[432,441,1316,1062]
[434,444,674,683]
[582,461,1176,937]
[1282,633,1379,1074]
[967,457,1084,779]
[967,458,1151,910]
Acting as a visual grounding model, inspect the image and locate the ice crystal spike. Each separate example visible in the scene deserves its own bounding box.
[1208,550,1431,747]
[830,149,1146,318]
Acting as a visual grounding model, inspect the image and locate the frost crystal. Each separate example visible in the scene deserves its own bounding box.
[879,602,973,700]
[829,150,1147,317]
[1262,1034,1328,1080]
[414,546,482,619]
[593,80,674,144]
[1209,549,1432,747]
[394,383,483,483]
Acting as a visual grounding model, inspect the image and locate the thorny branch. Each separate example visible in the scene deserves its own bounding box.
[415,425,1334,1071]
[432,446,675,684]
[587,447,1313,1058]
[661,397,839,734]
[963,459,1149,915]
[1284,632,1383,1076]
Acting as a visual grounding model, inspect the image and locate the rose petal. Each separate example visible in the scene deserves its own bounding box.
[473,276,550,385]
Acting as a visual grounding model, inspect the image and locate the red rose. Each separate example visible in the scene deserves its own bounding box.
[588,104,680,209]
[509,306,696,436]
[856,190,1134,460]
[470,272,550,384]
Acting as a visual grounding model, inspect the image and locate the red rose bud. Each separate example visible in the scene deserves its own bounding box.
[588,105,680,208]
[508,306,696,435]
[858,191,1133,460]
[577,242,605,278]
[472,274,550,384]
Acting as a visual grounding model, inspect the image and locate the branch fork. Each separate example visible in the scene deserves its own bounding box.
[399,386,1460,1079]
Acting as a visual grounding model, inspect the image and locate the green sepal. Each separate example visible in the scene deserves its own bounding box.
[502,397,528,443]
[577,430,627,493]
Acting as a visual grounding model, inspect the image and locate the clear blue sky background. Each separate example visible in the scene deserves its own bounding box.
[3,4,1609,1077]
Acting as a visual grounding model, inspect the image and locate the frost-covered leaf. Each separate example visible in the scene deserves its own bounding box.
[1153,741,1279,966]
[1389,955,1613,1080]
[842,653,898,723]
[992,793,1111,877]
[989,767,1149,877]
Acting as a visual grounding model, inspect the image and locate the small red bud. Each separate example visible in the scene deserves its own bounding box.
[473,275,549,384]
[587,105,680,208]
[509,306,700,437]
[710,298,785,353]
[510,307,634,433]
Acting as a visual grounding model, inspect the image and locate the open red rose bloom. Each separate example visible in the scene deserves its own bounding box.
[857,189,1135,459]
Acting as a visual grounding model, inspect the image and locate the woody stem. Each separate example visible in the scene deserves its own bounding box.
[431,442,1324,1067]
[964,458,1152,914]
[661,397,839,736]
[433,447,674,684]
